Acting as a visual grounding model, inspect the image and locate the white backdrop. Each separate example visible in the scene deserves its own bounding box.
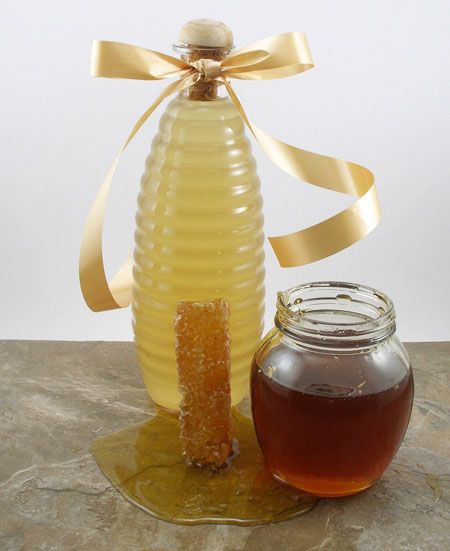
[1,0,449,342]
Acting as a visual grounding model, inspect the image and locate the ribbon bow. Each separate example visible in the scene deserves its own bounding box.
[80,33,380,312]
[190,58,222,79]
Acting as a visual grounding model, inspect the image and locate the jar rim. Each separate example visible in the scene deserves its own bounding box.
[172,43,234,56]
[276,281,396,346]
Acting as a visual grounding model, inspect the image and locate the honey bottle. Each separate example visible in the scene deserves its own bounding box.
[133,20,265,410]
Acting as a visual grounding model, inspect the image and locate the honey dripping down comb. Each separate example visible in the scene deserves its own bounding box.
[174,299,233,468]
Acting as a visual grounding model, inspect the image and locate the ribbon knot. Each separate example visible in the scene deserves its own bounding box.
[81,33,380,312]
[191,58,222,80]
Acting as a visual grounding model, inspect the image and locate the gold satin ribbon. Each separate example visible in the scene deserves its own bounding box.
[80,33,380,312]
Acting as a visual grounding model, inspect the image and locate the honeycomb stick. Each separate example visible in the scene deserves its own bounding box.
[174,299,233,468]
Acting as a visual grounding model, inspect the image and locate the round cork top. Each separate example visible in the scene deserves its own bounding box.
[178,19,233,48]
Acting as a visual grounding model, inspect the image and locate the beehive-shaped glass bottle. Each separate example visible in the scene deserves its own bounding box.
[132,20,265,410]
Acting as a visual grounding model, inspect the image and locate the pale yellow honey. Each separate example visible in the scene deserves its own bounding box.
[132,93,265,410]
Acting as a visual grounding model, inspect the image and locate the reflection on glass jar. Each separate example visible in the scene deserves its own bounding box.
[251,282,414,497]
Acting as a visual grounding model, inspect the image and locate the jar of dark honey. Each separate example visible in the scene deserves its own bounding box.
[251,282,414,497]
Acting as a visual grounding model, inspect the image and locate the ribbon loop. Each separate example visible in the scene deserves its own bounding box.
[81,33,380,312]
[91,40,191,80]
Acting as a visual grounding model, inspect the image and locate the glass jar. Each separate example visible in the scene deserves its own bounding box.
[132,39,265,410]
[251,282,414,497]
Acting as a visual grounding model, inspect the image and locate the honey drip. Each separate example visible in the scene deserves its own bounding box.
[90,409,316,525]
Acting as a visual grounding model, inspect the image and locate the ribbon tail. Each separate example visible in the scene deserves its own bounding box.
[79,75,198,311]
[222,80,381,267]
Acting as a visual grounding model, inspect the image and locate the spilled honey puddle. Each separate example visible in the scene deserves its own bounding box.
[91,409,316,525]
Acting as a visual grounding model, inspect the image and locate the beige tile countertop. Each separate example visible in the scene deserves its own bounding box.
[0,341,449,551]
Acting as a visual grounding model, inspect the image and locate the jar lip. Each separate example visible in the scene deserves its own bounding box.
[276,281,396,345]
[172,43,234,56]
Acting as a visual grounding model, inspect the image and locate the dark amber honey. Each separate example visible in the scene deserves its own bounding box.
[251,350,414,497]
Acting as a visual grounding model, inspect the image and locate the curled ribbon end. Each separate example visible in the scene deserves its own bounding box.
[268,190,381,269]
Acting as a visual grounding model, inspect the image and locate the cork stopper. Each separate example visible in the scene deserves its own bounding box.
[175,19,233,101]
[178,19,233,48]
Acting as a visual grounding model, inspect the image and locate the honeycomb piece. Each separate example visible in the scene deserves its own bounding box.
[174,299,233,468]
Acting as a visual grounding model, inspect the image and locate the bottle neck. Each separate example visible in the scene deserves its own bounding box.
[173,44,232,101]
[275,282,397,350]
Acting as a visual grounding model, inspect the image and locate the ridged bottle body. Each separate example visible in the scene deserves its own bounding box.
[132,94,265,410]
